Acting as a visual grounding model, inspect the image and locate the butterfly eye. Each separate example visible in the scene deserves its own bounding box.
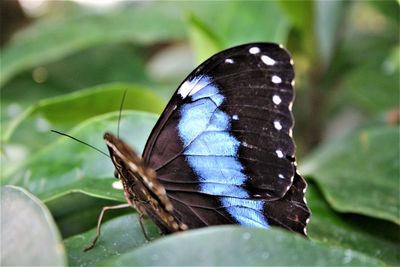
[113,169,119,179]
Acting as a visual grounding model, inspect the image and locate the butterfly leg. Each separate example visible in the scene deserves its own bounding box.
[84,203,131,252]
[138,212,150,241]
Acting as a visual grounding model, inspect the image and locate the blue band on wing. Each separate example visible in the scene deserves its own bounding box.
[177,76,269,228]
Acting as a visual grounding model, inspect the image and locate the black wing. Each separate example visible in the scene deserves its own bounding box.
[142,43,310,234]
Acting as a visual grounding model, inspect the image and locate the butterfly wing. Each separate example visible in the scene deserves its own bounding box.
[142,43,310,234]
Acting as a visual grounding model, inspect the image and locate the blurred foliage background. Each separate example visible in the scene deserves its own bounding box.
[1,1,399,266]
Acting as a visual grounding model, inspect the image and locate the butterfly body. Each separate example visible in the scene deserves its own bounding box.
[106,42,310,236]
[104,133,188,233]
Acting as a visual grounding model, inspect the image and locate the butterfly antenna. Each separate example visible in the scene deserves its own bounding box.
[51,130,109,158]
[117,89,128,138]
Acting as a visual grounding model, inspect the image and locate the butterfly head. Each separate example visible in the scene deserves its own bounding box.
[103,132,148,181]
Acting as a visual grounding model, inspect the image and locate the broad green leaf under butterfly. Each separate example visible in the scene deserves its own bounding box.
[47,193,130,239]
[306,183,399,265]
[62,184,397,266]
[64,214,160,267]
[301,125,399,224]
[3,111,159,202]
[99,225,384,266]
[1,185,67,266]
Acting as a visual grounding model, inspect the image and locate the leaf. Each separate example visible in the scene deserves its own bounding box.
[301,125,399,224]
[185,1,290,61]
[307,183,400,265]
[278,1,316,58]
[278,1,314,35]
[64,214,160,267]
[3,111,159,202]
[368,0,400,24]
[47,193,131,238]
[339,52,399,114]
[99,226,384,266]
[186,12,224,63]
[2,84,165,175]
[1,44,150,106]
[314,1,347,68]
[1,185,67,266]
[0,3,186,87]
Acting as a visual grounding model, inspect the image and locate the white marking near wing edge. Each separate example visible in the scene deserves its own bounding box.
[249,47,260,54]
[272,95,282,105]
[272,75,282,84]
[274,120,282,130]
[261,55,276,66]
[225,58,234,64]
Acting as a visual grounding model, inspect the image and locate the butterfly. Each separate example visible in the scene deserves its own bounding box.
[89,42,311,249]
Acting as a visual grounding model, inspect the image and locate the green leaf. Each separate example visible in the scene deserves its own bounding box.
[2,84,165,175]
[0,3,186,87]
[307,183,400,265]
[278,1,314,35]
[1,44,150,106]
[368,0,400,24]
[47,193,130,238]
[1,185,67,266]
[314,0,347,67]
[278,1,316,59]
[185,1,290,61]
[340,54,399,114]
[64,214,160,267]
[99,226,384,266]
[3,111,159,202]
[186,12,224,63]
[302,125,399,224]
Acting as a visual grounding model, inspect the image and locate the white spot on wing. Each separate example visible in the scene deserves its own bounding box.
[232,114,239,120]
[291,80,295,86]
[272,95,282,105]
[274,120,282,130]
[249,47,260,54]
[278,174,285,179]
[261,55,276,65]
[276,149,284,158]
[225,58,234,64]
[177,80,192,98]
[272,75,282,84]
[177,76,211,99]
